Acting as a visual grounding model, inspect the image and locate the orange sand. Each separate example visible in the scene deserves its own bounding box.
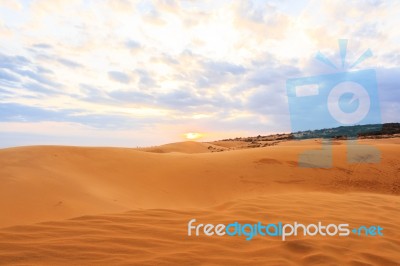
[0,138,399,265]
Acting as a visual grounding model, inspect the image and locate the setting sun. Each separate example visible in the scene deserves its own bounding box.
[183,132,203,140]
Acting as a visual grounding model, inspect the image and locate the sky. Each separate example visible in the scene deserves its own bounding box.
[0,0,399,147]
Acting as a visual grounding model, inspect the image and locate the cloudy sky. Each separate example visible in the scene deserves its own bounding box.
[0,0,399,147]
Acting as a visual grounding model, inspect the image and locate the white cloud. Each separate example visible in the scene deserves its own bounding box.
[0,0,399,147]
[0,0,22,10]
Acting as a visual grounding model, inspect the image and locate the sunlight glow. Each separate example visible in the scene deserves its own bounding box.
[184,132,203,140]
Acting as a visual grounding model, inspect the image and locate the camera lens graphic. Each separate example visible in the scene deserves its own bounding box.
[327,81,371,125]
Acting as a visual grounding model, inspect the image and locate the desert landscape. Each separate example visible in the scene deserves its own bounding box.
[0,137,399,265]
[1,0,400,265]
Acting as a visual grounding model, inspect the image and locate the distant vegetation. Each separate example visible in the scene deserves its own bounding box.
[222,123,400,143]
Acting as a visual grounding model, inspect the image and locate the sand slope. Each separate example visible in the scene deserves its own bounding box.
[0,138,399,265]
[0,193,399,265]
[138,141,228,153]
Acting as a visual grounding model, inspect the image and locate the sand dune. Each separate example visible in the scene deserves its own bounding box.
[0,138,399,265]
[138,141,229,153]
[0,193,399,265]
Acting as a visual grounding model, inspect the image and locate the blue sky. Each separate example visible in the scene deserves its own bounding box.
[0,0,399,147]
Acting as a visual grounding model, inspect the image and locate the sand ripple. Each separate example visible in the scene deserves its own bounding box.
[0,192,399,265]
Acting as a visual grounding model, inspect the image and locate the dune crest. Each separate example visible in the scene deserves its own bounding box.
[138,141,228,153]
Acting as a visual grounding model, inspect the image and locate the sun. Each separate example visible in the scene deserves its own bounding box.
[183,132,203,140]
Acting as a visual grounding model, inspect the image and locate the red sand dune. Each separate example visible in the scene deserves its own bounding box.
[0,138,399,265]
